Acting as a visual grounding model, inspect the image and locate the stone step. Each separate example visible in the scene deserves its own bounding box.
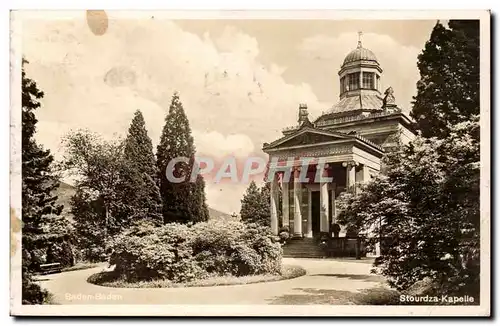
[282,238,327,258]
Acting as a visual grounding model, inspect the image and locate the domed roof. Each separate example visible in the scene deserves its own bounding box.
[342,43,378,66]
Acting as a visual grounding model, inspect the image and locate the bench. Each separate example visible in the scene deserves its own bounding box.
[39,262,62,275]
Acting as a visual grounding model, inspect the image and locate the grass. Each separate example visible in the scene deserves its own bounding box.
[87,264,306,288]
[352,287,401,305]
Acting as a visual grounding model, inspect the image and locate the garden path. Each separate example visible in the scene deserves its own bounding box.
[38,258,386,305]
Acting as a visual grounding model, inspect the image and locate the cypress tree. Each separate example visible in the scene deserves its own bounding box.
[240,181,270,226]
[411,20,479,139]
[157,93,209,223]
[21,59,63,303]
[122,110,163,223]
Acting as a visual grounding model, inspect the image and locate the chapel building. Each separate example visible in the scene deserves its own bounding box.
[262,37,416,257]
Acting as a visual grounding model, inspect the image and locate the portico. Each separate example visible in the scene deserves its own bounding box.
[265,126,383,240]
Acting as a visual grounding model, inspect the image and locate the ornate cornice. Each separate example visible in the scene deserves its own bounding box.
[270,145,353,161]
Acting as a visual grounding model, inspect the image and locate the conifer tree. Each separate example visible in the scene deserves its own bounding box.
[411,20,479,139]
[122,110,162,223]
[240,181,270,226]
[157,93,209,223]
[21,59,63,303]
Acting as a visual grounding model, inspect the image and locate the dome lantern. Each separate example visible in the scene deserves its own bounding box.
[338,32,383,100]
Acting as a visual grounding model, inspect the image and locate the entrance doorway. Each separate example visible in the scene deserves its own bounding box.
[311,191,320,237]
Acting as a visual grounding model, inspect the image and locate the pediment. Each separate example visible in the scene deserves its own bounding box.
[264,128,351,150]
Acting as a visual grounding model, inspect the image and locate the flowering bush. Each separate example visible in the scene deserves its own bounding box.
[110,220,282,282]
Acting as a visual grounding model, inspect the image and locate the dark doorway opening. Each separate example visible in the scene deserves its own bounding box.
[311,191,320,236]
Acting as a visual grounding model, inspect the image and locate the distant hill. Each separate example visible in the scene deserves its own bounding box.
[55,181,76,220]
[54,182,236,222]
[208,207,237,222]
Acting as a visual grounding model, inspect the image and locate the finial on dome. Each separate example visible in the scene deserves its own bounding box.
[357,31,363,48]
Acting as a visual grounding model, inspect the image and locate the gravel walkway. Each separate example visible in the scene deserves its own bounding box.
[38,258,385,305]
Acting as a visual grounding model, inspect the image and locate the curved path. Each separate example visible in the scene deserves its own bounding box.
[38,258,386,305]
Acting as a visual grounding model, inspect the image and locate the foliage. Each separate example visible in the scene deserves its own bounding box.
[21,270,50,305]
[21,59,67,304]
[46,240,75,267]
[110,222,203,282]
[240,181,271,226]
[68,188,107,261]
[353,288,401,305]
[278,226,290,244]
[337,118,480,296]
[411,20,479,138]
[156,92,209,224]
[88,264,305,288]
[22,59,64,245]
[109,220,282,283]
[62,131,127,260]
[122,110,163,223]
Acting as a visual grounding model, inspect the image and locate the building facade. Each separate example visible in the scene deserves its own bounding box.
[262,38,416,257]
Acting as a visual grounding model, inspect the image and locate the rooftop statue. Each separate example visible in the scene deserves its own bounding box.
[382,86,396,107]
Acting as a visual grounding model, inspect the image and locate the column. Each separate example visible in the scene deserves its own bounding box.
[293,167,302,237]
[270,172,279,235]
[306,189,313,238]
[319,164,330,233]
[281,177,289,229]
[331,183,336,225]
[362,164,370,183]
[343,161,357,193]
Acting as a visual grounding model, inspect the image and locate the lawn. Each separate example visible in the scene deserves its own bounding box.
[87,264,306,288]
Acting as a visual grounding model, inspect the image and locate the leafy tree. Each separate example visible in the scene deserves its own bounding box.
[240,181,270,226]
[122,110,163,223]
[337,118,479,296]
[411,20,479,138]
[21,59,64,303]
[156,92,209,223]
[62,130,127,260]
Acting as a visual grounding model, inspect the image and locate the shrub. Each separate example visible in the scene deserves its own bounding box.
[22,278,49,304]
[110,220,282,282]
[278,226,290,244]
[110,222,206,282]
[353,288,401,305]
[46,240,75,267]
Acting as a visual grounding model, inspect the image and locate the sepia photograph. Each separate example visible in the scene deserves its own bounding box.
[9,10,490,316]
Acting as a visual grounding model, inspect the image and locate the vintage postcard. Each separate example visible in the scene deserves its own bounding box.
[10,10,490,316]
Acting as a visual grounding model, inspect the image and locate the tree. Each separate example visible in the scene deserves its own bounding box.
[21,59,64,303]
[240,181,270,226]
[156,93,209,223]
[411,20,479,139]
[337,118,480,296]
[62,130,127,260]
[122,110,163,223]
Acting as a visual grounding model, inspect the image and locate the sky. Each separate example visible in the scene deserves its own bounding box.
[20,11,436,214]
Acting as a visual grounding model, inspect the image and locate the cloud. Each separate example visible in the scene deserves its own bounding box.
[192,131,255,158]
[22,14,328,214]
[298,32,421,111]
